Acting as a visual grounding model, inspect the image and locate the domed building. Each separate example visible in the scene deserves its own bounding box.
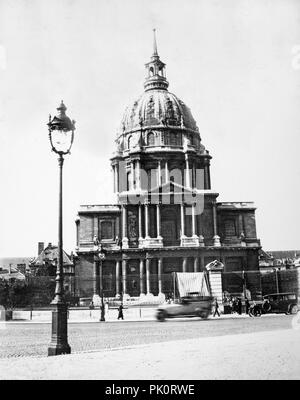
[75,32,261,304]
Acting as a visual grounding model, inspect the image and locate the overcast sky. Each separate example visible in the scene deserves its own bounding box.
[0,0,299,257]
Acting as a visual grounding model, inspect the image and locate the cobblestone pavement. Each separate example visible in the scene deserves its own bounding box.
[0,314,294,358]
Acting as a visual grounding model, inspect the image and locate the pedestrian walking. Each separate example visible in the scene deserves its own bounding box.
[237,298,242,315]
[245,298,250,315]
[213,298,220,317]
[231,297,237,314]
[117,303,124,320]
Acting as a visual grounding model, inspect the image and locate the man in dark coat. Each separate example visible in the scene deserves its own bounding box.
[213,298,220,317]
[237,298,242,315]
[231,298,237,313]
[118,303,124,320]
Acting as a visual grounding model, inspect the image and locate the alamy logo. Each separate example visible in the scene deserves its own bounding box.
[117,160,206,215]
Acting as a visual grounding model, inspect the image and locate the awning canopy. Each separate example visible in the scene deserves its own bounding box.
[176,272,211,297]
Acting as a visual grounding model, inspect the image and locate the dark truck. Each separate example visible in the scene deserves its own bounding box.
[156,293,214,321]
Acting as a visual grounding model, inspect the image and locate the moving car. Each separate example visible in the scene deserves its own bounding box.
[156,295,214,321]
[262,292,299,315]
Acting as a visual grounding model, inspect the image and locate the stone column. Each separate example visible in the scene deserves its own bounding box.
[145,203,149,238]
[182,257,188,272]
[122,260,127,296]
[136,160,141,190]
[130,161,135,190]
[158,258,163,294]
[138,204,143,246]
[207,163,211,189]
[156,204,162,240]
[192,162,196,189]
[115,260,120,297]
[116,164,119,193]
[146,258,151,294]
[165,160,169,183]
[194,257,199,272]
[203,160,211,190]
[75,218,80,247]
[139,259,145,296]
[157,160,161,186]
[122,205,129,248]
[113,165,116,193]
[200,255,205,271]
[204,163,208,190]
[212,202,221,247]
[192,203,196,236]
[180,203,185,238]
[185,154,191,188]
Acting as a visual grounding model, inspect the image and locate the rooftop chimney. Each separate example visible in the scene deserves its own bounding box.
[38,242,44,255]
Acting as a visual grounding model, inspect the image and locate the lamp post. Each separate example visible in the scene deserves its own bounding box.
[99,251,106,321]
[94,241,106,322]
[47,101,75,356]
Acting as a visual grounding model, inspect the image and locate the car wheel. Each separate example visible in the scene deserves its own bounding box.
[289,305,298,315]
[201,312,209,319]
[156,310,167,322]
[262,302,271,313]
[198,311,209,319]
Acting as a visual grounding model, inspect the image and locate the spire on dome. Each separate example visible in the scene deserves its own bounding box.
[144,30,169,92]
[153,28,158,56]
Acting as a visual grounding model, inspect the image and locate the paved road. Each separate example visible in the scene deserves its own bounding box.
[0,314,294,358]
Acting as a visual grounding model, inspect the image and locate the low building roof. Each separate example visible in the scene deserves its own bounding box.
[31,244,73,266]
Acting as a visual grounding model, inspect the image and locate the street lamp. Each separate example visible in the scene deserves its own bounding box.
[93,241,106,322]
[99,251,106,321]
[47,101,75,356]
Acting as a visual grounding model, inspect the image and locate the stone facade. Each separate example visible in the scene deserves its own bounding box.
[74,33,261,300]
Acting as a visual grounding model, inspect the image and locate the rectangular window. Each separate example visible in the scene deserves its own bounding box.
[100,220,115,240]
[224,219,236,237]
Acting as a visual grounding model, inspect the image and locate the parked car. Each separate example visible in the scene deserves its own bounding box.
[262,292,299,315]
[156,295,214,321]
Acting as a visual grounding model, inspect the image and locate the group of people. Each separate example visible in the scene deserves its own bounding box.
[213,295,262,317]
[229,297,244,315]
[89,300,125,320]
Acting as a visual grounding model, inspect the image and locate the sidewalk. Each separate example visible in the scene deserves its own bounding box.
[3,310,275,324]
[0,328,299,379]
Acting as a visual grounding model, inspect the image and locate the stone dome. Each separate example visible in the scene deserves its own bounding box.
[120,90,199,134]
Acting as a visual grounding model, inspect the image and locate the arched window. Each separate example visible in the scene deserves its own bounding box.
[149,67,154,76]
[127,135,132,149]
[147,132,155,146]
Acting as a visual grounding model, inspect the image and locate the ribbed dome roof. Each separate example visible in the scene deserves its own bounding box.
[120,90,199,134]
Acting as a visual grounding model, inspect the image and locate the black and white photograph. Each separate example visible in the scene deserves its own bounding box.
[0,0,300,383]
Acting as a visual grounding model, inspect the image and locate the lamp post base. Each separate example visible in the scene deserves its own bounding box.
[48,303,71,356]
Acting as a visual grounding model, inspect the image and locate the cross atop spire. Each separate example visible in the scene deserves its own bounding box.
[144,30,169,91]
[153,28,158,56]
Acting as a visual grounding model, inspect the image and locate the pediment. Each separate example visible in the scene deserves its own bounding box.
[149,181,195,195]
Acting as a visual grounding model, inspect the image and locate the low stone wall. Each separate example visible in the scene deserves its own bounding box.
[12,307,157,322]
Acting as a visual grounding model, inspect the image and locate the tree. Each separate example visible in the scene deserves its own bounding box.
[0,278,33,320]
